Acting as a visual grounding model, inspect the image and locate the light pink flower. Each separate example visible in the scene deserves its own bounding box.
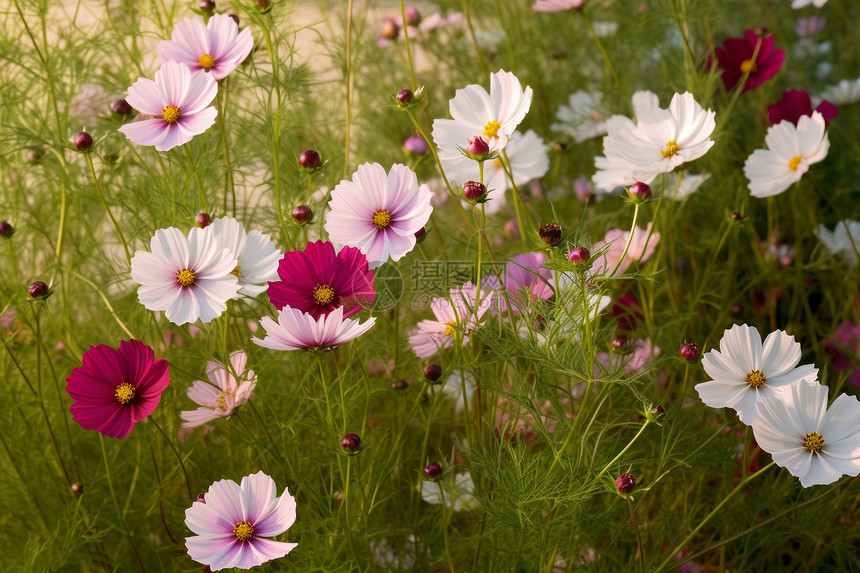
[408,283,494,358]
[253,305,376,351]
[180,351,257,429]
[185,471,297,571]
[119,61,218,152]
[592,223,660,276]
[158,13,254,81]
[325,163,433,268]
[533,0,587,12]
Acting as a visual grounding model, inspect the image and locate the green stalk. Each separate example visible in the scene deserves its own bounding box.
[86,153,131,267]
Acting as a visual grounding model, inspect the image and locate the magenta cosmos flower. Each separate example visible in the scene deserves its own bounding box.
[253,305,376,351]
[713,28,784,92]
[768,90,838,127]
[119,60,218,152]
[157,13,254,81]
[325,163,433,268]
[180,351,257,429]
[185,471,297,571]
[66,340,170,439]
[267,240,376,319]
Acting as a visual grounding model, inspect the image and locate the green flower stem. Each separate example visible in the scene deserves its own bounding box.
[499,149,530,245]
[183,144,208,213]
[593,419,652,484]
[399,0,417,91]
[216,80,236,214]
[628,497,645,573]
[611,202,641,277]
[654,461,777,573]
[71,271,136,339]
[85,153,131,267]
[149,417,193,501]
[581,10,620,85]
[438,481,457,573]
[100,434,146,572]
[344,0,355,178]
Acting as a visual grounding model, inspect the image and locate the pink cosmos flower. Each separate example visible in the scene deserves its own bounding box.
[66,340,170,439]
[119,61,218,152]
[713,28,784,92]
[408,283,494,358]
[157,13,254,81]
[253,305,376,351]
[180,351,257,429]
[499,252,554,313]
[768,89,838,127]
[533,0,587,12]
[185,471,297,571]
[266,240,376,319]
[592,223,660,276]
[325,163,433,268]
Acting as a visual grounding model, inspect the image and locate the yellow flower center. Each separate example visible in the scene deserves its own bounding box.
[372,209,392,229]
[492,158,503,169]
[114,382,135,404]
[231,264,241,277]
[740,59,756,74]
[802,431,824,453]
[198,53,216,69]
[483,120,502,139]
[443,321,456,336]
[176,268,196,287]
[215,389,234,411]
[788,156,802,172]
[745,369,767,389]
[661,140,681,158]
[312,284,336,305]
[233,521,254,542]
[161,105,180,124]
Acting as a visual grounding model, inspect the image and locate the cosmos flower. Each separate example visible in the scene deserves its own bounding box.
[815,220,860,267]
[713,28,785,92]
[266,240,376,319]
[408,283,494,358]
[180,351,257,429]
[432,69,533,154]
[185,471,297,571]
[791,0,828,8]
[157,13,254,81]
[753,379,860,487]
[499,251,554,313]
[131,226,240,325]
[325,163,433,268]
[210,217,280,298]
[591,223,660,276]
[744,111,829,198]
[664,172,711,201]
[818,78,860,106]
[438,130,549,214]
[253,305,376,351]
[119,61,218,152]
[695,324,818,424]
[768,90,838,127]
[419,472,478,511]
[66,340,170,439]
[594,92,715,188]
[552,90,609,143]
[533,0,587,11]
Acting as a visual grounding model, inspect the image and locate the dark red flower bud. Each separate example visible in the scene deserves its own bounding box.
[467,136,490,156]
[299,149,320,170]
[611,336,629,352]
[679,342,700,361]
[0,221,13,238]
[463,181,487,202]
[616,473,635,493]
[414,226,426,240]
[73,132,93,151]
[340,433,361,452]
[567,247,590,264]
[731,211,743,222]
[539,222,562,246]
[396,89,413,104]
[71,482,84,494]
[424,462,443,478]
[424,363,442,382]
[195,212,212,228]
[291,204,313,223]
[651,404,665,415]
[111,99,132,115]
[28,281,49,299]
[198,0,215,10]
[196,492,207,503]
[628,181,652,201]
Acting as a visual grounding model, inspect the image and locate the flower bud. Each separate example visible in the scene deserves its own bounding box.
[424,462,443,479]
[610,336,629,352]
[28,281,49,299]
[195,212,212,228]
[679,342,700,361]
[414,226,427,243]
[615,473,635,493]
[731,211,743,222]
[538,223,562,246]
[463,181,487,202]
[71,482,84,495]
[381,18,399,40]
[424,363,442,383]
[0,221,13,238]
[340,433,361,452]
[567,247,590,264]
[396,89,413,104]
[467,136,490,157]
[403,135,428,155]
[650,404,665,415]
[299,149,320,170]
[291,204,313,223]
[228,11,239,25]
[198,0,215,10]
[404,6,422,26]
[73,132,93,151]
[628,181,652,202]
[23,148,42,164]
[196,492,207,503]
[111,99,132,115]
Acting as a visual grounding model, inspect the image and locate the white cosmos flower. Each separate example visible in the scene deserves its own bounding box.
[438,130,549,215]
[664,172,711,201]
[817,77,860,106]
[744,112,829,198]
[815,220,860,267]
[753,379,860,488]
[791,0,828,8]
[253,305,376,351]
[131,226,240,325]
[552,91,609,143]
[432,69,533,154]
[695,324,818,424]
[210,217,280,298]
[420,472,478,511]
[594,91,715,189]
